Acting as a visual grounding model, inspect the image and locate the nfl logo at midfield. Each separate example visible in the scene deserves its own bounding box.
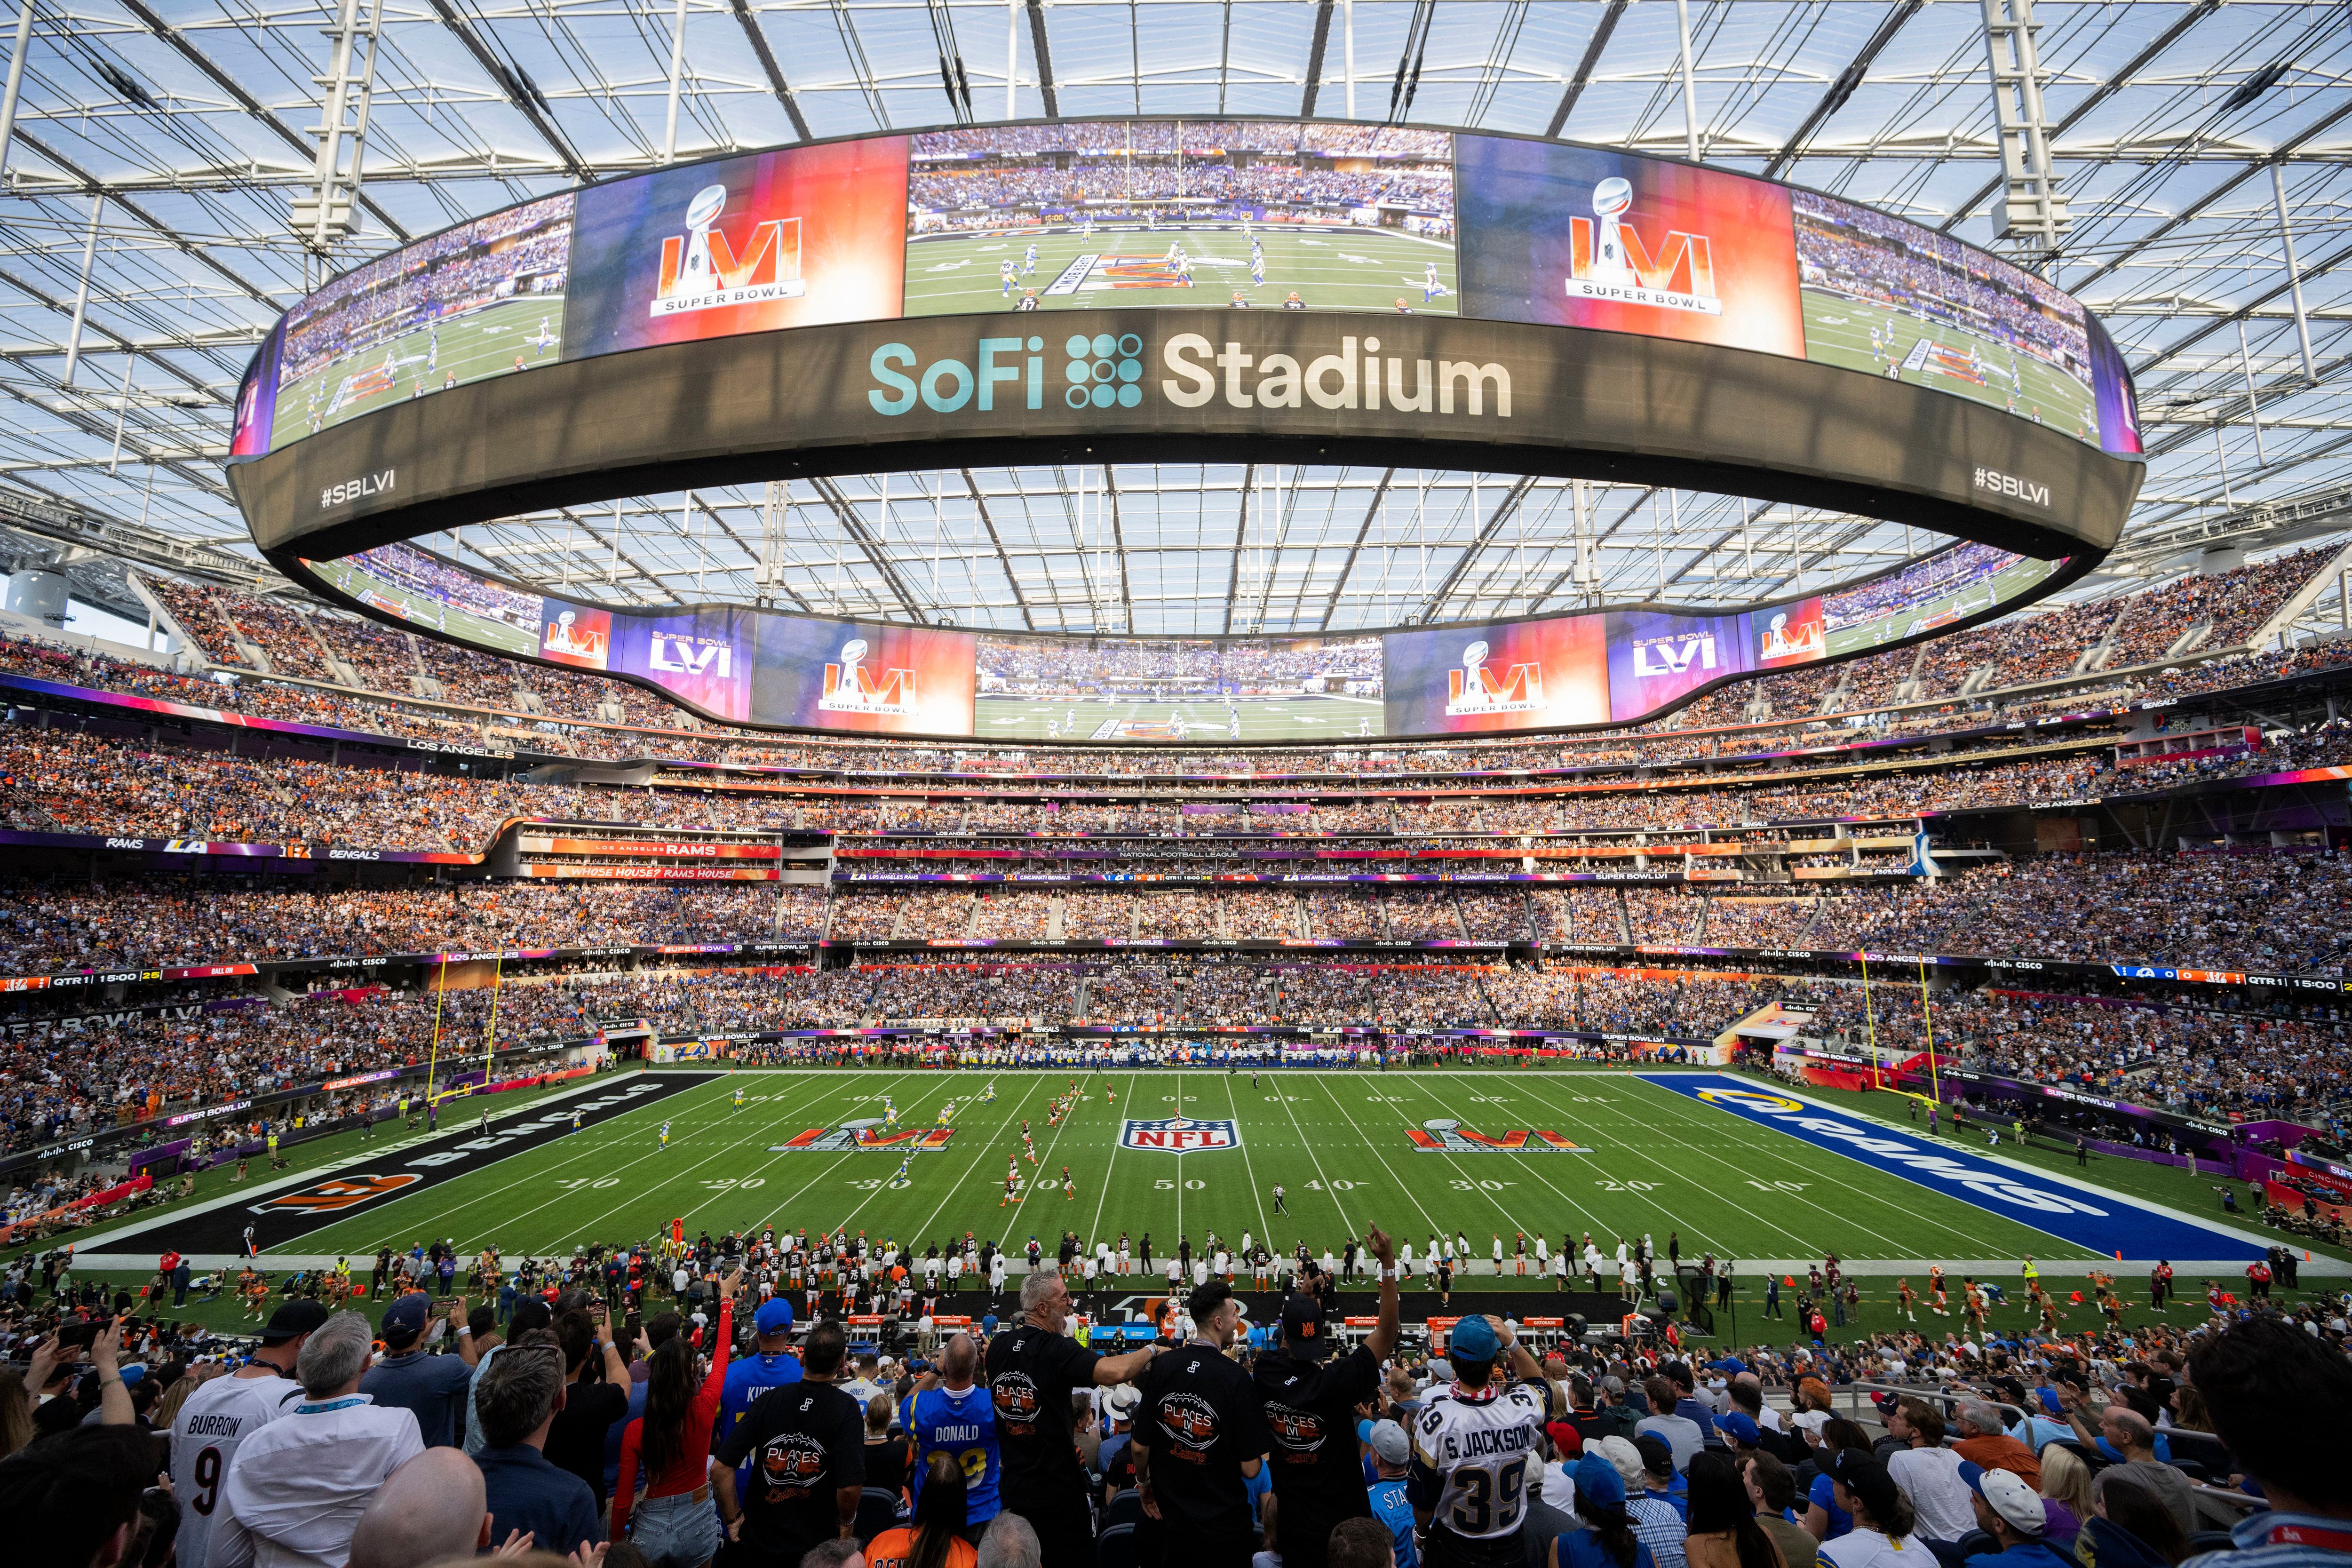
[1120,1116,1241,1152]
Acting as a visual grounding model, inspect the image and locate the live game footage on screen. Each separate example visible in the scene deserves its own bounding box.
[259,193,574,453]
[973,632,1384,743]
[902,121,1459,317]
[233,118,2142,462]
[1791,190,2099,446]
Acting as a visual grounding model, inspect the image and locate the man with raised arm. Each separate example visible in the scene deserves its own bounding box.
[985,1266,1163,1568]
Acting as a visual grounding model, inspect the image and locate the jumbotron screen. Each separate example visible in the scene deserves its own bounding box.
[309,540,2060,743]
[230,119,2140,462]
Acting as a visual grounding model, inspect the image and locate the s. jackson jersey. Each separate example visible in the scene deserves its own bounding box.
[1406,1378,1559,1564]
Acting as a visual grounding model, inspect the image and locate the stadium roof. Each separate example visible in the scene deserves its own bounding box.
[0,0,2348,634]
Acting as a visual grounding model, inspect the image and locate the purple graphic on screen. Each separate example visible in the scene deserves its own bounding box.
[1605,608,1756,721]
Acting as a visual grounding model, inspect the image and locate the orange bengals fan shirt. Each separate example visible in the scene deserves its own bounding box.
[866,1529,977,1568]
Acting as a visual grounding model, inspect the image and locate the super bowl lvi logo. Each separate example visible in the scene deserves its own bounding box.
[818,638,917,716]
[654,182,805,318]
[1567,176,1722,316]
[1445,640,1544,716]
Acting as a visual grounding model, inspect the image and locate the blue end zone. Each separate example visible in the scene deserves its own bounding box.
[1642,1075,2267,1263]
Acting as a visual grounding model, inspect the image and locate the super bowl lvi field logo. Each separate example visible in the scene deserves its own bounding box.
[1407,1118,1589,1154]
[1120,1116,1241,1151]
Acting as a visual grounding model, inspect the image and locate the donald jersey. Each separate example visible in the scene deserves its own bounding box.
[901,1382,1002,1525]
[1406,1377,1560,1564]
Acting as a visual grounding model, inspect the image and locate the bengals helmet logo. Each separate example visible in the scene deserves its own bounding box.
[1266,1403,1325,1451]
[248,1174,420,1216]
[760,1434,828,1494]
[991,1372,1041,1429]
[1157,1393,1221,1450]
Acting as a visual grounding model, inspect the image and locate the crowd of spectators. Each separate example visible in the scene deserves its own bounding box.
[9,540,2345,799]
[0,879,806,971]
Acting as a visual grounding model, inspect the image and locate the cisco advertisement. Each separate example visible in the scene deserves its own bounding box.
[235,119,2140,462]
[318,539,2058,742]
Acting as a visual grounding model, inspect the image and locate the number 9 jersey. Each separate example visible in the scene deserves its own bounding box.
[1406,1377,1559,1567]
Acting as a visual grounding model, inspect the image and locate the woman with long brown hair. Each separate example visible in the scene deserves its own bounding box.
[1685,1450,1787,1568]
[614,1267,740,1568]
[867,1452,978,1568]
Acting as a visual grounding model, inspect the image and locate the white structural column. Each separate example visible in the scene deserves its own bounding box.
[1673,0,1699,160]
[291,0,381,249]
[2270,165,2319,382]
[1981,0,2068,245]
[662,0,690,162]
[0,0,33,182]
[60,191,101,389]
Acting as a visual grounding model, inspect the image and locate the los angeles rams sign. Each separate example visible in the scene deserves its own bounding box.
[1120,1117,1241,1152]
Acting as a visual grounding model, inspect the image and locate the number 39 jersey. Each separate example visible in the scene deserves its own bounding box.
[1406,1378,1559,1560]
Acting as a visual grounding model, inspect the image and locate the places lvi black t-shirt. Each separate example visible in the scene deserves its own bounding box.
[1135,1343,1272,1555]
[716,1380,866,1566]
[985,1323,1101,1507]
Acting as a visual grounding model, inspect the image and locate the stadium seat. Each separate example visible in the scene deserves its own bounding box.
[1105,1488,1143,1528]
[2188,1532,2241,1554]
[1098,1522,1138,1568]
[855,1488,905,1543]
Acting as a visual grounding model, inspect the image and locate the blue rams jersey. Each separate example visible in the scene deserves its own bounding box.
[901,1382,1002,1524]
[721,1353,806,1439]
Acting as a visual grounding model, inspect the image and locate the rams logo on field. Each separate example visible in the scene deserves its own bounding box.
[1694,1088,1803,1113]
[757,1433,830,1496]
[991,1371,1042,1433]
[1157,1392,1222,1450]
[248,1174,420,1216]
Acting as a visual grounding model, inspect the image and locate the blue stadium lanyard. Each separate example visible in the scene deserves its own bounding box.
[295,1395,371,1415]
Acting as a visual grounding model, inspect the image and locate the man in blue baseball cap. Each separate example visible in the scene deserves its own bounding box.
[720,1295,805,1492]
[362,1292,478,1448]
[1555,1452,1659,1568]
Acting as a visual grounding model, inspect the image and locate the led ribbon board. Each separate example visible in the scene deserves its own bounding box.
[227,117,2143,744]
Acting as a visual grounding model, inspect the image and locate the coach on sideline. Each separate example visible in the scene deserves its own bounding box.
[986,1266,1163,1568]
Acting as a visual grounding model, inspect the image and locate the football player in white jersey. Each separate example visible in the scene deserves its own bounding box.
[169,1302,325,1568]
[1406,1312,1557,1568]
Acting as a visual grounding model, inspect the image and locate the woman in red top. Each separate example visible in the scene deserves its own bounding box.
[615,1267,740,1568]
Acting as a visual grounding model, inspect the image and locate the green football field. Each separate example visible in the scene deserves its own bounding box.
[1801,289,2098,446]
[89,1068,2294,1278]
[268,294,566,451]
[975,692,1384,742]
[905,223,1459,317]
[1823,551,2066,657]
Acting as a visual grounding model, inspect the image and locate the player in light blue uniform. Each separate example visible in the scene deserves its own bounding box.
[901,1333,1001,1529]
[1023,243,1038,275]
[659,1120,671,1148]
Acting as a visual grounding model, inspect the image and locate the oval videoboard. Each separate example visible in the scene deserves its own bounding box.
[224,117,2144,744]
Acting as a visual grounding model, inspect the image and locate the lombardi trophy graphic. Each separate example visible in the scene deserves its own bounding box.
[835,637,868,698]
[1587,177,1638,287]
[679,184,730,294]
[1460,639,1489,706]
